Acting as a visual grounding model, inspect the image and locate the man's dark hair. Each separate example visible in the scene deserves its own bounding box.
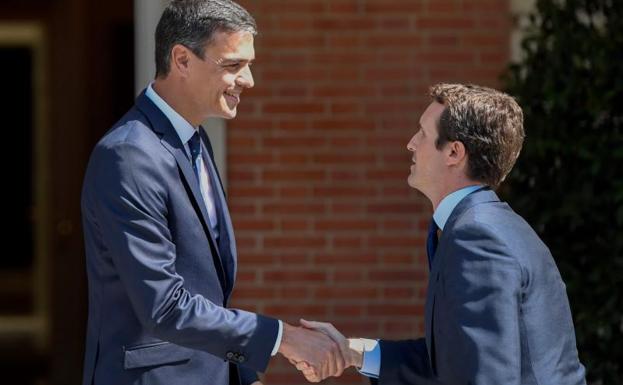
[430,83,525,188]
[155,0,257,77]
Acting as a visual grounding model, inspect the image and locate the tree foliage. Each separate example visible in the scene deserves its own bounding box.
[503,0,623,383]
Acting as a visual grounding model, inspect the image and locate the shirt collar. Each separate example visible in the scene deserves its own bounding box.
[145,83,197,145]
[433,185,483,230]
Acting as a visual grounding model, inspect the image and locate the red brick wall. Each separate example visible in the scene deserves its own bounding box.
[228,1,511,383]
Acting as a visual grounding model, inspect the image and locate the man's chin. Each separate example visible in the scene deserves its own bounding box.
[216,108,237,120]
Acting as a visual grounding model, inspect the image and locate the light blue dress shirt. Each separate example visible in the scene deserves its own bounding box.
[144,84,284,356]
[359,185,483,378]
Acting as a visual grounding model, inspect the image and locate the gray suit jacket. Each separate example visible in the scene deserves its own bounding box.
[375,188,586,385]
[81,91,278,385]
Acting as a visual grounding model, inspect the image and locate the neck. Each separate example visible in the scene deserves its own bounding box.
[427,179,481,211]
[153,78,201,127]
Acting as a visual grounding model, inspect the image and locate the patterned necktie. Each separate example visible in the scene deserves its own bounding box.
[426,218,439,271]
[188,131,218,235]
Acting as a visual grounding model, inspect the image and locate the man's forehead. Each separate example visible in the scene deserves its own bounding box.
[207,30,255,58]
[421,102,445,126]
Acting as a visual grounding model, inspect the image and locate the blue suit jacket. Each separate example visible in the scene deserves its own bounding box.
[375,188,586,385]
[81,91,278,385]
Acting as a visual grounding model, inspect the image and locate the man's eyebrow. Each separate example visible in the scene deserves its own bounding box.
[221,58,254,64]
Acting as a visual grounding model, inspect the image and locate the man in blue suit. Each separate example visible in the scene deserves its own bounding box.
[80,1,345,384]
[299,84,586,384]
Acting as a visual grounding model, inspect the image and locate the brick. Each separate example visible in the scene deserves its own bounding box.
[332,270,364,282]
[332,236,363,249]
[278,186,311,198]
[259,1,326,14]
[315,220,377,231]
[261,35,326,49]
[235,220,275,231]
[314,287,378,298]
[314,253,378,264]
[228,187,274,199]
[264,237,327,248]
[263,136,326,148]
[382,253,418,265]
[383,287,416,299]
[365,1,423,13]
[314,187,371,197]
[313,153,376,164]
[311,119,375,131]
[368,304,424,316]
[262,170,327,182]
[279,286,311,299]
[313,17,377,31]
[262,102,326,114]
[370,269,427,282]
[328,0,361,14]
[327,35,363,48]
[263,203,326,215]
[237,253,276,265]
[417,17,475,30]
[264,270,327,282]
[280,219,310,231]
[331,305,364,316]
[427,1,460,14]
[264,304,328,318]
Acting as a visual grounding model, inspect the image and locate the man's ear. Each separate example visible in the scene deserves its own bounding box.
[170,44,192,77]
[446,140,466,167]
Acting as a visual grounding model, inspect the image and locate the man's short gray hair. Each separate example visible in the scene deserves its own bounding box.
[155,0,257,77]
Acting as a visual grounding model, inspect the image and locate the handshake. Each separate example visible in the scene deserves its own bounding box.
[277,319,369,383]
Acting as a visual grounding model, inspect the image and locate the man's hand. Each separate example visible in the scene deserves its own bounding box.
[294,319,363,382]
[278,321,346,382]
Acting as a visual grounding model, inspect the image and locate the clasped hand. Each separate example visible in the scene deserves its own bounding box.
[278,319,359,383]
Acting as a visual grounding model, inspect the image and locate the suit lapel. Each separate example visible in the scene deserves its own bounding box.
[135,92,228,294]
[424,186,498,372]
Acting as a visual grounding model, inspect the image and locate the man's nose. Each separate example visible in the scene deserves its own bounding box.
[237,65,254,88]
[407,134,417,152]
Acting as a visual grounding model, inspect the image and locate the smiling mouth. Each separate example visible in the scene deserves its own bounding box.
[224,91,240,103]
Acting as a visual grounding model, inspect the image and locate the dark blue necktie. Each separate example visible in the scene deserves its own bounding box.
[426,218,439,271]
[188,131,201,181]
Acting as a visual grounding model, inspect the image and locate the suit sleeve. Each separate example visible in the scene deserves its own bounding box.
[441,221,523,384]
[374,338,440,385]
[238,366,260,385]
[89,141,278,372]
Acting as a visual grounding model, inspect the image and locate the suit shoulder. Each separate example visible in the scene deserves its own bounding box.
[96,107,160,150]
[450,200,552,268]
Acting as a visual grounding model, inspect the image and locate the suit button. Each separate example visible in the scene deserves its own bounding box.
[226,352,234,360]
[238,355,245,363]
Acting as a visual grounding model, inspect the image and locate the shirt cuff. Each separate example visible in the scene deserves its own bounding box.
[271,320,283,356]
[357,339,380,378]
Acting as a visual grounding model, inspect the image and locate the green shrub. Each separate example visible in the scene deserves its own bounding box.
[503,0,623,383]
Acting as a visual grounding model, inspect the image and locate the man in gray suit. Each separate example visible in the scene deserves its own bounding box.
[81,1,345,384]
[299,84,586,384]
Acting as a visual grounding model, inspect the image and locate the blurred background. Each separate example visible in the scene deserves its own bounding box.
[0,0,620,384]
